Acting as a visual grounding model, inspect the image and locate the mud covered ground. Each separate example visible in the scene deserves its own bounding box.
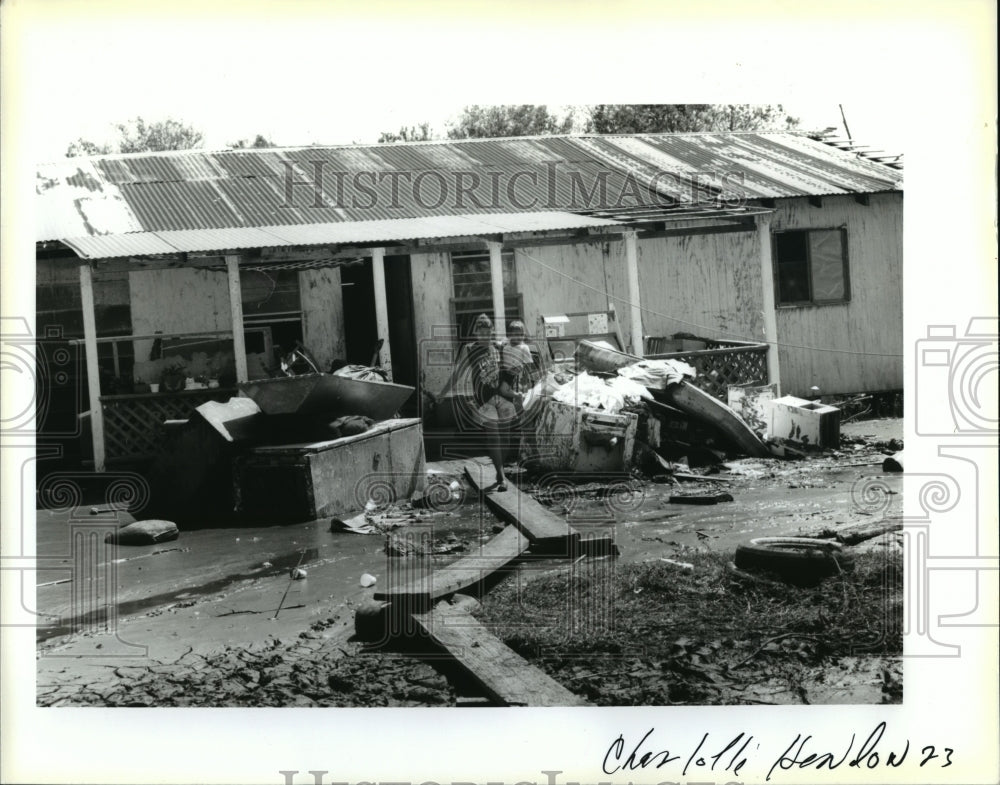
[36,418,904,707]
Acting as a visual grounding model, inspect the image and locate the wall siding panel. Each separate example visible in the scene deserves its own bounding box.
[771,193,902,395]
[299,266,344,370]
[128,266,230,360]
[637,229,764,345]
[410,252,455,395]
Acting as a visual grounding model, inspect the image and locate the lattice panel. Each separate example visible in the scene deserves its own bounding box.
[665,346,769,401]
[102,392,224,461]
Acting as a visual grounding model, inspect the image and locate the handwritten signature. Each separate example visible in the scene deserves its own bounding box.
[603,722,954,781]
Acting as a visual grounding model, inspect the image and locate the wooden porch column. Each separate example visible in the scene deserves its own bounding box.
[756,214,782,394]
[225,254,248,383]
[79,263,105,471]
[371,247,392,380]
[487,240,506,339]
[624,230,644,357]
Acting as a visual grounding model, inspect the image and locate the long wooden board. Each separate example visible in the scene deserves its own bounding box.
[412,605,590,706]
[464,460,581,554]
[373,524,529,609]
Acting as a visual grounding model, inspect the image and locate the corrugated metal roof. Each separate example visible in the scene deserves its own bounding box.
[59,211,624,259]
[38,132,902,246]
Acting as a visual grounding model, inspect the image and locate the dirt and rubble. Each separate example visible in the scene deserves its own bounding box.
[36,418,903,707]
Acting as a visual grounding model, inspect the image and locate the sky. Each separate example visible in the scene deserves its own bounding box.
[5,2,910,163]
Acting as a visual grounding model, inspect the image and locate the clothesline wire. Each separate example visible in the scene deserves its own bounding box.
[515,246,904,359]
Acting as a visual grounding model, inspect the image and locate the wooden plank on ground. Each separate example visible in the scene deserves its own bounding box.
[412,605,590,706]
[464,459,581,554]
[373,524,529,608]
[835,518,903,545]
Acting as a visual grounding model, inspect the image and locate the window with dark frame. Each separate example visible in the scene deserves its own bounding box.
[449,250,523,342]
[773,228,850,306]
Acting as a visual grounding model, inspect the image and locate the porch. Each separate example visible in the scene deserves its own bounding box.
[58,211,782,470]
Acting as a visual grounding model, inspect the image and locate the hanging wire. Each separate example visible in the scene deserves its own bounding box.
[514,245,903,358]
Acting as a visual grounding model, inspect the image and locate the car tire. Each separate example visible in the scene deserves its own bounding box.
[734,537,854,586]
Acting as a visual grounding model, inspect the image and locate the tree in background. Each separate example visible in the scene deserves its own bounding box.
[229,134,275,149]
[65,117,204,157]
[445,105,574,139]
[585,104,800,134]
[377,123,434,143]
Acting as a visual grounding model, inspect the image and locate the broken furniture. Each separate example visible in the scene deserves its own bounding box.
[538,308,626,364]
[238,371,413,419]
[575,339,770,458]
[144,397,265,525]
[727,383,778,438]
[235,418,425,522]
[529,399,639,472]
[768,395,841,448]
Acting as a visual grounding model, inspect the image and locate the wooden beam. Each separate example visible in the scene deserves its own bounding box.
[411,604,590,706]
[225,254,249,383]
[636,223,756,241]
[373,523,529,608]
[92,256,215,273]
[624,229,643,357]
[464,460,581,554]
[79,263,105,472]
[370,247,392,379]
[756,214,782,395]
[486,240,506,338]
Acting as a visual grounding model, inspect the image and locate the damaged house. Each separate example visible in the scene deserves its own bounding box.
[34,132,902,477]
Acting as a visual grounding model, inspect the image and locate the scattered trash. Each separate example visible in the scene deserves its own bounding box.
[551,371,649,413]
[616,358,695,390]
[359,573,378,588]
[669,492,734,505]
[659,558,695,571]
[385,534,425,557]
[769,395,840,449]
[104,519,179,545]
[882,452,903,472]
[330,514,375,534]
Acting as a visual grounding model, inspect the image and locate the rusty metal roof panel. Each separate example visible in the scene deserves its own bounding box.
[211,150,286,178]
[635,133,901,196]
[37,133,901,244]
[631,135,817,198]
[119,180,241,230]
[743,133,902,191]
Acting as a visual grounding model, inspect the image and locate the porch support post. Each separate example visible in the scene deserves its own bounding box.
[79,262,105,472]
[756,214,782,394]
[371,247,393,379]
[225,254,248,383]
[487,240,506,339]
[624,230,644,357]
